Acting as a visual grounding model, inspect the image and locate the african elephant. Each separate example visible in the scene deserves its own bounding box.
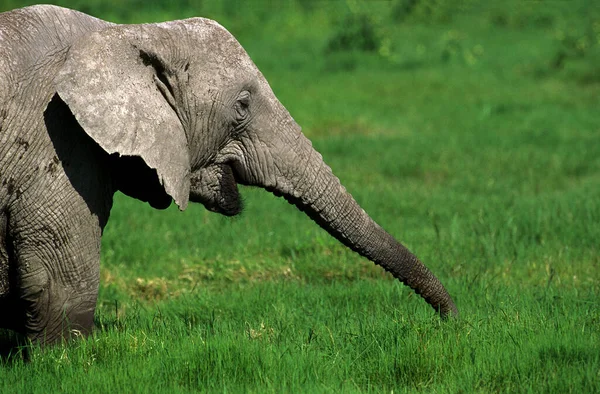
[0,5,458,345]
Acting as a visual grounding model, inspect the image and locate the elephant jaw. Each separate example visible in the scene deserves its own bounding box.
[189,164,242,216]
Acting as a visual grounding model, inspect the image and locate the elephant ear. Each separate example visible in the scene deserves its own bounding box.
[55,25,191,210]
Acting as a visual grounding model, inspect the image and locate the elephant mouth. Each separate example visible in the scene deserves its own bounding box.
[189,163,243,216]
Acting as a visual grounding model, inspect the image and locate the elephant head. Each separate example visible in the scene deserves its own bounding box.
[55,18,458,317]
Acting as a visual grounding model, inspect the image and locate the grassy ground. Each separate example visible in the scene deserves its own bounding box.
[1,1,599,392]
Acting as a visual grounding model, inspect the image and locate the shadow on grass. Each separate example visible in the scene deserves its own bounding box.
[539,345,600,366]
[0,330,30,363]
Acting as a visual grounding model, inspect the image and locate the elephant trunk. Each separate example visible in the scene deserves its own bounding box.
[237,119,458,318]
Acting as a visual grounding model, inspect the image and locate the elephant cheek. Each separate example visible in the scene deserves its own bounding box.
[215,165,243,216]
[189,165,242,216]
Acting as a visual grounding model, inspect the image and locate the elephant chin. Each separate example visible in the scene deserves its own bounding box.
[189,164,243,216]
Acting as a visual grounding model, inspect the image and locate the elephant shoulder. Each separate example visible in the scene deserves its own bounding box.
[0,5,112,92]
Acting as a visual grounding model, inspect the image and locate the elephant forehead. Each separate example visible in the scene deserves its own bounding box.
[156,18,258,75]
[156,17,228,42]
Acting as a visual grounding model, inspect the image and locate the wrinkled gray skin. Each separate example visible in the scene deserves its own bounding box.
[0,5,457,345]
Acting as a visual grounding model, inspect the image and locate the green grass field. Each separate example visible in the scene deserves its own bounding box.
[1,1,599,392]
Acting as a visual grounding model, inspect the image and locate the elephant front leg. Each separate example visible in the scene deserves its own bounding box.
[12,232,102,344]
[16,261,98,343]
[9,190,109,345]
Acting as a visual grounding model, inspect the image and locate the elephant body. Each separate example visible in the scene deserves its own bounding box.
[0,5,457,344]
[0,7,113,337]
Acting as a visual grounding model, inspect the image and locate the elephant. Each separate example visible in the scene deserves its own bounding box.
[0,5,458,345]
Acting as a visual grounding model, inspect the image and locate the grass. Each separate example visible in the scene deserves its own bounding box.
[1,0,600,392]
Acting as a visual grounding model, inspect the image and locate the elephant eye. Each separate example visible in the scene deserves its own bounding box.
[234,90,251,122]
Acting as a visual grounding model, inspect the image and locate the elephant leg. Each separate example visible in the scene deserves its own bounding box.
[8,180,111,345]
[0,210,22,333]
[0,210,9,298]
[17,263,98,344]
[11,222,102,344]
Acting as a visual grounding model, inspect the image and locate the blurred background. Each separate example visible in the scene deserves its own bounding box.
[2,1,598,118]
